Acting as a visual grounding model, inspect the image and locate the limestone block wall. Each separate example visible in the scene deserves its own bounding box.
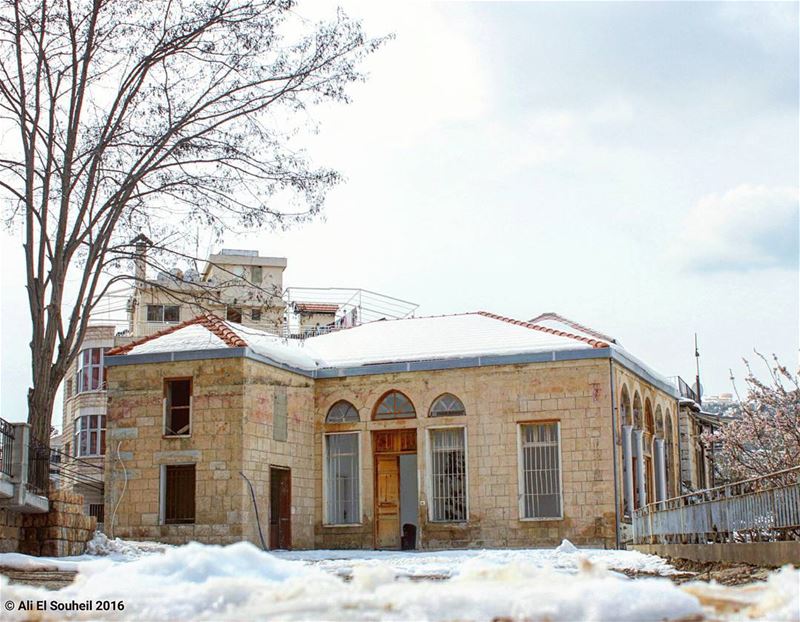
[19,487,96,556]
[241,360,315,549]
[0,508,23,553]
[105,358,249,544]
[314,358,618,550]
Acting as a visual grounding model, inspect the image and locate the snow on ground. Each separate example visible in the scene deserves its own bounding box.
[1,538,798,621]
[272,539,677,579]
[0,533,170,572]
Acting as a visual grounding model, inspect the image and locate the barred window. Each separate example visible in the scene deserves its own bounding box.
[373,390,415,420]
[325,433,360,524]
[326,400,359,423]
[519,422,562,519]
[76,348,104,393]
[74,415,106,457]
[430,428,467,521]
[429,393,466,417]
[163,464,196,524]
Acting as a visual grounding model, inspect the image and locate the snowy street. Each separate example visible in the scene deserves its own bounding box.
[0,536,797,621]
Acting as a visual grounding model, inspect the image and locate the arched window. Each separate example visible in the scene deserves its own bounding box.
[373,391,416,420]
[326,400,360,423]
[644,399,654,434]
[632,393,643,429]
[429,394,466,417]
[620,385,632,428]
[655,405,664,436]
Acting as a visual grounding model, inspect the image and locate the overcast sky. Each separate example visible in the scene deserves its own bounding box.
[1,1,798,426]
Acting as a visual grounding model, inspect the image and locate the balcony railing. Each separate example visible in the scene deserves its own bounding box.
[670,375,699,403]
[0,418,14,477]
[633,466,800,544]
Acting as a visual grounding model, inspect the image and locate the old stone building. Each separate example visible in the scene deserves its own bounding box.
[102,310,685,550]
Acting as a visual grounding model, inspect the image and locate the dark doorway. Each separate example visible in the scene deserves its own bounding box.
[269,467,291,550]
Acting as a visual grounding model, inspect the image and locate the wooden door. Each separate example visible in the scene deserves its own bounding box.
[269,468,291,550]
[375,455,400,549]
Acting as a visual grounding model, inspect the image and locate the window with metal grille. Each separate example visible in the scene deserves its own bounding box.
[429,393,466,417]
[325,433,359,524]
[164,379,191,436]
[273,387,288,441]
[373,390,415,420]
[519,422,562,519]
[430,428,467,521]
[163,464,196,524]
[76,348,105,392]
[74,415,106,457]
[89,503,105,523]
[326,400,359,423]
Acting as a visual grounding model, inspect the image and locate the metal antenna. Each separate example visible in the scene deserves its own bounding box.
[694,333,702,405]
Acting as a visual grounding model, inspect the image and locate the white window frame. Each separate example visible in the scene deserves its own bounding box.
[73,413,106,457]
[427,425,469,523]
[146,304,181,323]
[322,431,362,527]
[163,379,192,438]
[76,347,105,393]
[517,421,564,521]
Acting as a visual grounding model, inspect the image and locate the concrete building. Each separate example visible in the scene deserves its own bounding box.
[102,310,686,550]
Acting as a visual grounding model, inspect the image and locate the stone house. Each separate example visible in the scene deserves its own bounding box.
[102,310,684,550]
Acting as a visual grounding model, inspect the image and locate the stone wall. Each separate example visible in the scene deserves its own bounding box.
[314,358,619,550]
[241,360,316,549]
[105,358,249,544]
[19,487,96,556]
[0,508,23,553]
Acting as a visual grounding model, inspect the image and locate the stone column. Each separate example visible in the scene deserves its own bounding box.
[621,425,634,516]
[634,429,646,508]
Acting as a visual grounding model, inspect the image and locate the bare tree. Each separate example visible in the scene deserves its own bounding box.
[0,0,384,444]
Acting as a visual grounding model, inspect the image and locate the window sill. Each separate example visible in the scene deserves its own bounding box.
[428,520,469,525]
[74,453,105,459]
[322,523,363,528]
[73,389,107,396]
[519,516,564,522]
[163,434,191,439]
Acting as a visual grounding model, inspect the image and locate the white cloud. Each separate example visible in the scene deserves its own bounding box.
[674,185,799,272]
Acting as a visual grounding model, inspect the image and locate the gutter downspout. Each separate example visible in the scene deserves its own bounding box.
[609,359,621,550]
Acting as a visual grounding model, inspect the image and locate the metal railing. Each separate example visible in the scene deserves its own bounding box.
[669,376,699,403]
[0,417,14,477]
[633,466,800,544]
[26,436,51,496]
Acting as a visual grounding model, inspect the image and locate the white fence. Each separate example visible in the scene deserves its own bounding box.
[632,467,800,544]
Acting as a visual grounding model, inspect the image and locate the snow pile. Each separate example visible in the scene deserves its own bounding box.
[85,532,171,558]
[684,565,800,621]
[2,541,797,621]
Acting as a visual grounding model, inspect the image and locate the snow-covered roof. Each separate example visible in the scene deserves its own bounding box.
[303,312,600,368]
[108,311,607,372]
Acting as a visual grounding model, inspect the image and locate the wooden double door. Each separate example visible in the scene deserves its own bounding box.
[269,467,291,550]
[374,430,417,550]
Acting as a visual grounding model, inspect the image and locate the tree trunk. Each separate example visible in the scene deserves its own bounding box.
[27,380,56,448]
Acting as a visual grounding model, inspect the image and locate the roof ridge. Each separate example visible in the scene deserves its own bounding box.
[529,311,617,344]
[476,311,610,348]
[106,312,247,356]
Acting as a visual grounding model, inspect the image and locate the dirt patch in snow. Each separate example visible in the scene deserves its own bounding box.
[0,566,77,590]
[621,557,774,586]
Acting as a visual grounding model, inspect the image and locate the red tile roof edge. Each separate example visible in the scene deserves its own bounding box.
[476,311,610,349]
[529,311,617,344]
[106,313,248,355]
